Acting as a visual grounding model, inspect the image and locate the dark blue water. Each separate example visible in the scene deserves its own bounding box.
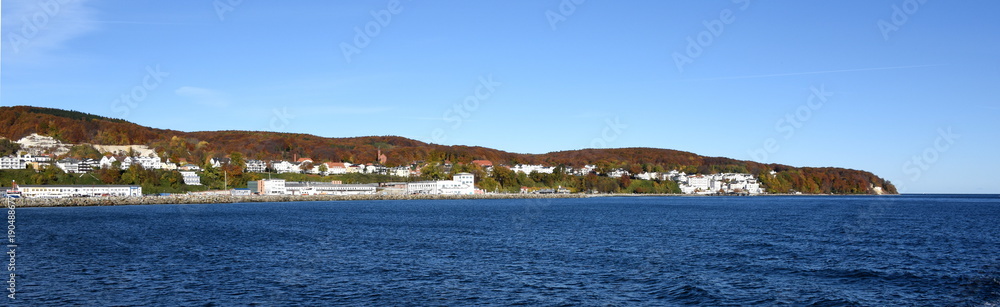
[11,195,1000,305]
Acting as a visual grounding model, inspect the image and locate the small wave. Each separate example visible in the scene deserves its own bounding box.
[664,284,718,304]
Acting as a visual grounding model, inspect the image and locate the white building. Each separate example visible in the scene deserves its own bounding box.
[161,159,178,171]
[78,159,99,173]
[99,155,118,169]
[284,182,377,195]
[676,173,764,194]
[120,156,133,169]
[406,173,475,195]
[55,158,81,173]
[135,156,163,170]
[0,155,26,170]
[180,171,202,185]
[606,169,630,178]
[246,160,267,173]
[270,161,297,174]
[687,176,710,191]
[390,167,410,177]
[15,185,142,198]
[210,157,231,169]
[510,164,555,174]
[440,173,475,195]
[258,179,286,195]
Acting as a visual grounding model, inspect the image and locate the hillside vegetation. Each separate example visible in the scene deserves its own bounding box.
[0,106,897,194]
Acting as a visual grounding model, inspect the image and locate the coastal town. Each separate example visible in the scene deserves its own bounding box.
[1,134,768,199]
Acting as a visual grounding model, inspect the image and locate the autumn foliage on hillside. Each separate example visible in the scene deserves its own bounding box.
[0,106,896,194]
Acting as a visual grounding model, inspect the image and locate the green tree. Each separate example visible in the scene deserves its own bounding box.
[318,163,328,175]
[477,177,499,192]
[420,163,448,180]
[121,164,146,185]
[298,161,314,174]
[30,165,64,185]
[66,144,102,159]
[0,139,22,156]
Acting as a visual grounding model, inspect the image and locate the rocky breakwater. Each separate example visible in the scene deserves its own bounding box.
[18,193,587,207]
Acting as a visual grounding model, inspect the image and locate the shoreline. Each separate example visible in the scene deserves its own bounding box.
[14,193,587,208]
[11,192,904,208]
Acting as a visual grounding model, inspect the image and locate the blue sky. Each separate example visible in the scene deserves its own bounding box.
[2,0,998,193]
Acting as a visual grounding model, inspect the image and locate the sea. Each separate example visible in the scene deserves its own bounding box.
[10,195,1000,306]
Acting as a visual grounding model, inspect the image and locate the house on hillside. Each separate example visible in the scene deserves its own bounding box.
[179,164,202,171]
[324,162,349,175]
[99,155,118,169]
[270,161,297,174]
[78,158,99,173]
[0,155,26,170]
[246,160,267,173]
[180,171,202,185]
[135,156,163,170]
[55,158,81,173]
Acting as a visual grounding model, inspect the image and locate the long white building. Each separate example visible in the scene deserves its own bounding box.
[406,173,475,195]
[15,185,142,198]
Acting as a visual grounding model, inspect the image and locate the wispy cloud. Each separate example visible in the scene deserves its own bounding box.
[175,86,231,107]
[687,64,944,81]
[2,0,99,58]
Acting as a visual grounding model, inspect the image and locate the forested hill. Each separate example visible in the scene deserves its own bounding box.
[0,106,896,194]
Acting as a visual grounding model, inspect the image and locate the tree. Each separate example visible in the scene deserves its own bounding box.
[318,163,329,175]
[229,152,246,172]
[121,164,146,185]
[618,174,631,190]
[95,167,121,184]
[66,144,102,159]
[477,177,499,192]
[298,161,314,174]
[0,139,22,157]
[420,163,447,180]
[490,166,516,191]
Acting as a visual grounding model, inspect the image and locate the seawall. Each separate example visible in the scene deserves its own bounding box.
[15,193,587,208]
